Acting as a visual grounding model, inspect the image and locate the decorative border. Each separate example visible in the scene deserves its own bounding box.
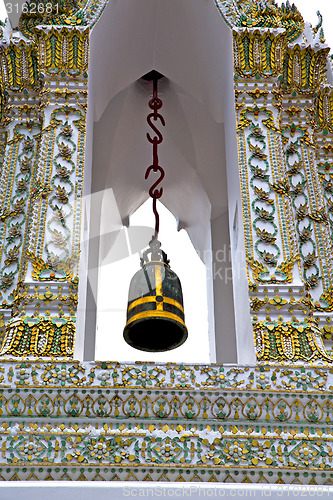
[0,360,330,392]
[0,362,330,482]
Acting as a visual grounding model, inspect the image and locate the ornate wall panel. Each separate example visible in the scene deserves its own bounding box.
[0,361,331,483]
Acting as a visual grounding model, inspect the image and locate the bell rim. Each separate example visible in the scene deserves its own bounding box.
[123,314,188,352]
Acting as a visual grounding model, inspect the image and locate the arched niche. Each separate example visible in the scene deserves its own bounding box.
[94,199,211,362]
[76,0,255,364]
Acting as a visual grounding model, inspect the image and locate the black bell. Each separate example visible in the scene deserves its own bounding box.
[123,240,188,352]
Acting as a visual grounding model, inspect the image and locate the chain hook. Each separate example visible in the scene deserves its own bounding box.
[145,73,165,241]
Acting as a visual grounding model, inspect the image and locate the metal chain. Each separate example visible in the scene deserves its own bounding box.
[145,75,165,241]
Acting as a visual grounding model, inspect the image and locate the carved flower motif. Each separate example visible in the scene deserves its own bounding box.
[8,225,21,238]
[16,179,28,192]
[287,161,302,175]
[61,124,73,137]
[56,166,71,179]
[303,252,317,269]
[20,157,31,173]
[296,203,308,220]
[12,198,25,213]
[261,251,277,267]
[154,437,181,461]
[286,142,298,155]
[299,228,312,242]
[252,127,265,140]
[22,137,34,152]
[51,229,67,248]
[19,437,45,461]
[58,142,73,160]
[47,253,61,270]
[88,437,115,461]
[254,187,272,203]
[223,441,249,462]
[256,228,276,243]
[55,186,69,203]
[305,274,319,289]
[252,166,269,180]
[256,208,273,221]
[4,246,19,265]
[268,295,287,309]
[0,273,14,289]
[293,182,305,195]
[52,207,66,224]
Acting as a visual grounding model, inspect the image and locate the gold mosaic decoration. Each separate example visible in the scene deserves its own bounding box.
[254,320,333,362]
[233,30,286,78]
[0,317,75,356]
[38,27,89,77]
[247,255,299,284]
[19,0,85,36]
[233,0,333,362]
[26,250,80,282]
[0,361,330,483]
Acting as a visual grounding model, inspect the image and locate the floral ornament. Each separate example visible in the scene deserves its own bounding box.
[152,437,182,463]
[0,273,14,290]
[299,227,312,242]
[304,400,323,423]
[86,436,131,462]
[16,436,47,461]
[51,229,67,248]
[270,178,291,195]
[123,364,168,387]
[303,252,317,269]
[42,363,86,386]
[287,161,302,175]
[58,142,73,160]
[250,297,268,312]
[246,88,269,100]
[96,371,111,385]
[56,166,71,179]
[170,366,195,388]
[61,124,73,138]
[19,157,31,173]
[16,179,28,192]
[261,250,278,267]
[12,198,25,213]
[284,368,321,391]
[254,186,274,204]
[295,203,308,220]
[268,295,288,309]
[22,137,34,152]
[55,186,69,204]
[256,228,276,243]
[250,439,273,465]
[223,440,249,463]
[305,274,320,290]
[4,246,19,265]
[255,371,272,389]
[290,441,322,466]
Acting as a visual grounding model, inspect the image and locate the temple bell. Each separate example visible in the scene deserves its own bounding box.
[123,240,188,352]
[123,71,188,352]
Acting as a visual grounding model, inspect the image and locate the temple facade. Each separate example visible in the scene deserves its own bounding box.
[0,0,331,491]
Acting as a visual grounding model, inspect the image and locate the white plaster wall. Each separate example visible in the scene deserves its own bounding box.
[211,211,237,363]
[75,81,94,361]
[221,31,256,364]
